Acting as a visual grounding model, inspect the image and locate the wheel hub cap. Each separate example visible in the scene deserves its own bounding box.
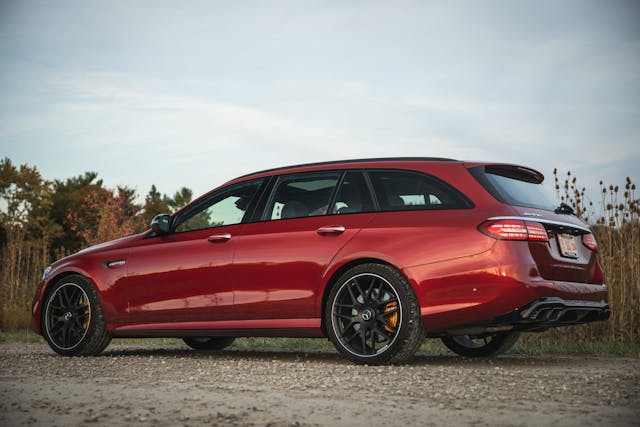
[64,312,73,321]
[361,308,374,321]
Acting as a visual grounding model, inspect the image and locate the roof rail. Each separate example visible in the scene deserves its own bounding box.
[236,157,458,179]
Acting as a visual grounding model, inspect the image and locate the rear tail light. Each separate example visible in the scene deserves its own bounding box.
[582,233,598,251]
[479,219,549,242]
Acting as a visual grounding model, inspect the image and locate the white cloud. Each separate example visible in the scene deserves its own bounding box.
[0,0,638,201]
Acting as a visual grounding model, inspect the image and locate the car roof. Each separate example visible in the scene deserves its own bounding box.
[235,157,459,180]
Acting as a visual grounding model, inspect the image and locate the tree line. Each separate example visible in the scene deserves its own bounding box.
[0,157,192,253]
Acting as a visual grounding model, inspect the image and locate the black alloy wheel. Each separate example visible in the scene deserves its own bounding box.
[42,275,111,356]
[441,331,521,357]
[325,263,424,365]
[183,337,236,351]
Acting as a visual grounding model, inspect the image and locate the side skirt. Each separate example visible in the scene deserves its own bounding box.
[109,318,325,338]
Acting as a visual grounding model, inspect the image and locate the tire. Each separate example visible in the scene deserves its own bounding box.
[325,263,425,365]
[441,331,520,357]
[42,274,111,356]
[183,337,235,351]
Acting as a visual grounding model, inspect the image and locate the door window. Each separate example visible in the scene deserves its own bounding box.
[264,172,341,220]
[368,170,471,211]
[174,178,264,232]
[331,171,375,214]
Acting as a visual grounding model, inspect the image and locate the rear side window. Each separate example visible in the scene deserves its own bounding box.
[368,170,471,211]
[331,171,375,214]
[264,171,341,220]
[469,165,556,211]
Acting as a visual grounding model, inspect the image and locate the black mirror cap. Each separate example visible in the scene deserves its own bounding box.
[151,214,172,235]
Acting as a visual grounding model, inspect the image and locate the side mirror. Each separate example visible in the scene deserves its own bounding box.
[151,214,172,235]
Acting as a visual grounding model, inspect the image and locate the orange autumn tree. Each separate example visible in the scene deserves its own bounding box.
[66,186,144,247]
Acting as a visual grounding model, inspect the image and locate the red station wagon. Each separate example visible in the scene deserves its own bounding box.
[31,158,610,364]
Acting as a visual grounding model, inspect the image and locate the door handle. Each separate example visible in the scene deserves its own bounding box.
[316,226,346,235]
[208,233,232,243]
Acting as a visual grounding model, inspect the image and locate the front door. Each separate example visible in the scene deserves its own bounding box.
[111,178,265,325]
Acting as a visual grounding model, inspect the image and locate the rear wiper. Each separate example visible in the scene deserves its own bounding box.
[555,202,575,215]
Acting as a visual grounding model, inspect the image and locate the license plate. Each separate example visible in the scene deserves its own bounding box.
[558,233,578,258]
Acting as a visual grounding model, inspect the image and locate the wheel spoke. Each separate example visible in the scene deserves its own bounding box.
[353,280,366,302]
[377,298,397,308]
[62,286,73,307]
[344,328,360,343]
[54,290,66,307]
[346,283,358,305]
[71,305,88,313]
[366,277,376,299]
[51,317,65,327]
[335,303,356,309]
[60,324,68,347]
[375,280,384,304]
[374,327,394,342]
[360,328,368,355]
[380,318,397,333]
[72,317,84,332]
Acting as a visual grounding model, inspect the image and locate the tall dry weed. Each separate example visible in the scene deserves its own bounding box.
[0,227,50,330]
[534,171,640,345]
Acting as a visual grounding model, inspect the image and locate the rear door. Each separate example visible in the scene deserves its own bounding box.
[232,170,376,319]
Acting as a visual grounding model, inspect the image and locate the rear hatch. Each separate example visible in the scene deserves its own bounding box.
[468,164,603,284]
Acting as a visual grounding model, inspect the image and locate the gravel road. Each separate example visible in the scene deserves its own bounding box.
[1,341,639,427]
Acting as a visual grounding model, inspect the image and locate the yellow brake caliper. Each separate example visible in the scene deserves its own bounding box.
[383,301,398,333]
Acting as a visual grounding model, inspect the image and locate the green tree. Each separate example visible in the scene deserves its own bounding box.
[142,185,171,226]
[164,187,193,211]
[49,172,104,252]
[0,157,59,242]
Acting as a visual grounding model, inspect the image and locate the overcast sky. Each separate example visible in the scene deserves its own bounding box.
[1,0,638,205]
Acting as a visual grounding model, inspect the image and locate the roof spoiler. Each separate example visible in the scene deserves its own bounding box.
[484,164,544,184]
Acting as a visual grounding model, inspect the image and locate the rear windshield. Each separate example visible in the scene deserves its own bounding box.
[469,165,557,211]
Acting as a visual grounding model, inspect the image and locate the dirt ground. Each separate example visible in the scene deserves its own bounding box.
[1,341,638,427]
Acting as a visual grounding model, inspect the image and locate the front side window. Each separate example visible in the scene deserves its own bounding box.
[264,171,340,220]
[368,170,471,211]
[174,178,264,232]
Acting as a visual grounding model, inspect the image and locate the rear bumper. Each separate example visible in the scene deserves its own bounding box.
[431,297,610,336]
[517,297,610,325]
[406,239,609,332]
